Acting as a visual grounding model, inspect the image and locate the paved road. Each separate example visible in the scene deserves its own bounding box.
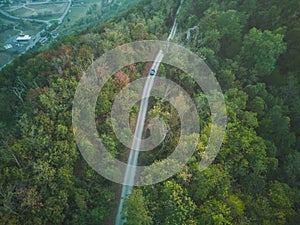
[58,0,71,24]
[26,1,69,5]
[115,50,164,225]
[115,1,184,224]
[26,29,43,51]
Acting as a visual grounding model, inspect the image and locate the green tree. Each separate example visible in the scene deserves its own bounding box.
[240,28,286,77]
[122,189,152,225]
[146,180,196,225]
[188,164,231,203]
[197,199,232,225]
[131,23,148,41]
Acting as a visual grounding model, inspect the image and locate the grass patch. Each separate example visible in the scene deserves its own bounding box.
[0,14,17,25]
[7,3,67,20]
[66,7,87,21]
[15,21,45,35]
[0,51,14,67]
[10,7,36,17]
[0,29,18,45]
[29,3,67,14]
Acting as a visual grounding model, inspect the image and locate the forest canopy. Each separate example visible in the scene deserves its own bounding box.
[0,0,299,224]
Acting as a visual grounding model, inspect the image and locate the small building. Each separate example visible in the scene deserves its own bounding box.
[40,37,48,45]
[16,35,31,42]
[4,44,13,50]
[50,30,58,39]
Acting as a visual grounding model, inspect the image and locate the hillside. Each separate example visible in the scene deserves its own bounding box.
[0,0,299,224]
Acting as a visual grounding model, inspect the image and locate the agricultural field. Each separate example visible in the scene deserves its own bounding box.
[63,6,88,28]
[10,7,36,17]
[0,51,14,67]
[15,20,45,35]
[9,3,67,20]
[0,16,18,66]
[0,28,18,46]
[0,14,45,67]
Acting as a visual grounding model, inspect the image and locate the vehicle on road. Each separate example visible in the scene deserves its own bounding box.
[150,69,155,76]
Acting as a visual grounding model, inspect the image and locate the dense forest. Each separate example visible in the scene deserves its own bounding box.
[0,0,299,224]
